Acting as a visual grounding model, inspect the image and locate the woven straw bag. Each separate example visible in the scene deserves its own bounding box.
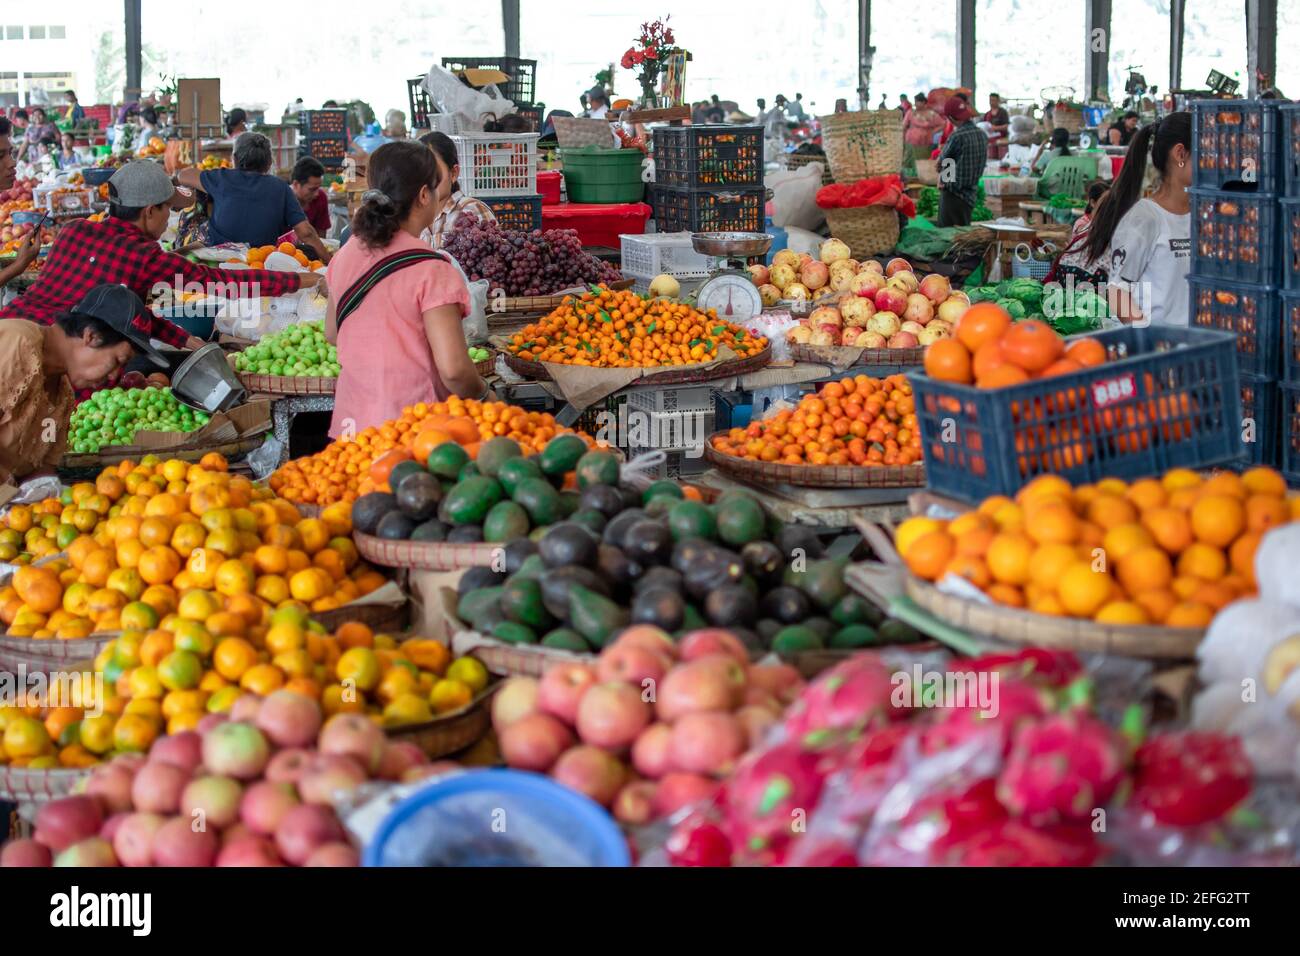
[823,205,901,258]
[821,110,905,181]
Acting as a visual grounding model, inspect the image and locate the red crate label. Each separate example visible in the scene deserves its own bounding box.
[1089,372,1138,409]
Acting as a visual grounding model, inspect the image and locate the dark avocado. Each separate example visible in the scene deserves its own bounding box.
[388,460,426,494]
[503,538,538,574]
[683,546,745,600]
[643,496,677,518]
[776,525,826,561]
[740,540,785,585]
[760,586,813,624]
[458,566,505,596]
[580,484,626,520]
[784,558,849,611]
[667,499,717,542]
[352,492,396,536]
[877,619,923,644]
[704,584,756,628]
[476,436,524,478]
[395,472,443,522]
[558,490,581,517]
[541,628,591,652]
[679,603,707,632]
[631,586,685,632]
[446,524,484,543]
[634,566,683,594]
[730,626,765,655]
[602,507,647,547]
[500,577,552,630]
[618,485,642,509]
[596,543,641,587]
[622,519,673,566]
[540,566,608,620]
[539,522,600,569]
[802,616,835,641]
[570,509,607,536]
[829,624,878,648]
[409,519,448,542]
[831,594,886,628]
[756,618,782,644]
[456,585,503,626]
[671,537,712,574]
[375,511,416,540]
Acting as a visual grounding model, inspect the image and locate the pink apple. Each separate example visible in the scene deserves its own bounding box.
[850,271,886,298]
[240,781,300,835]
[888,330,919,349]
[297,754,367,806]
[612,781,658,825]
[99,811,130,845]
[216,835,284,867]
[264,747,314,785]
[903,293,934,325]
[196,713,228,734]
[550,745,627,807]
[677,629,749,666]
[181,776,244,831]
[86,764,136,815]
[841,297,876,328]
[885,256,912,277]
[613,624,677,659]
[131,761,191,815]
[376,741,427,781]
[110,752,147,773]
[860,258,884,275]
[808,305,842,328]
[919,273,951,306]
[819,238,852,263]
[653,773,721,818]
[887,271,920,294]
[201,721,270,780]
[596,643,669,689]
[498,712,574,771]
[668,712,747,776]
[656,655,746,722]
[537,662,597,726]
[631,722,675,778]
[152,817,218,867]
[318,712,385,774]
[274,804,346,866]
[746,663,804,703]
[53,837,119,867]
[228,693,263,723]
[112,813,166,867]
[35,796,104,853]
[303,842,359,867]
[867,310,901,337]
[491,676,540,734]
[148,731,204,773]
[575,682,652,750]
[735,705,780,747]
[0,838,52,867]
[255,690,323,749]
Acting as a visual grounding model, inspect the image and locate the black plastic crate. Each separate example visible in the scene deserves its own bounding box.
[1186,275,1280,378]
[408,78,434,130]
[1282,384,1300,485]
[513,105,544,132]
[298,109,348,137]
[1280,104,1300,198]
[299,135,347,168]
[1282,197,1300,291]
[910,326,1242,502]
[1189,187,1279,285]
[1283,290,1300,383]
[1237,373,1280,467]
[1191,99,1280,193]
[441,56,537,106]
[653,125,764,187]
[482,194,542,232]
[651,185,765,234]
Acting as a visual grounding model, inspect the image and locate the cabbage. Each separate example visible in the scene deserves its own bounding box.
[999,299,1027,319]
[967,286,1001,304]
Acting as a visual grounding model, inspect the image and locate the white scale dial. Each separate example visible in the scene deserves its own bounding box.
[696,272,763,324]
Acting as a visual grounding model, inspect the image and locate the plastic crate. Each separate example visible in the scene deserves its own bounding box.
[538,170,562,205]
[1189,187,1279,285]
[450,133,539,199]
[626,445,708,480]
[441,56,538,106]
[1283,104,1300,198]
[1010,255,1053,279]
[408,78,434,130]
[1186,275,1280,378]
[481,194,542,232]
[651,185,766,234]
[1282,196,1300,291]
[1283,383,1300,484]
[652,125,764,187]
[34,185,93,217]
[1237,373,1279,467]
[513,105,544,133]
[298,109,348,137]
[619,232,711,283]
[1191,99,1280,193]
[1283,289,1300,382]
[298,136,347,168]
[560,147,645,204]
[626,384,714,415]
[910,326,1243,502]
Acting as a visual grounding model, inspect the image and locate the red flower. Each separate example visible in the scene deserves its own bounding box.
[620,48,635,69]
[645,48,657,60]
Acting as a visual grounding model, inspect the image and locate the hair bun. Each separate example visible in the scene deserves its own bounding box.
[362,189,395,211]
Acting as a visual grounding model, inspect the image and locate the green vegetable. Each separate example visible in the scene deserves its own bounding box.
[999,298,1027,320]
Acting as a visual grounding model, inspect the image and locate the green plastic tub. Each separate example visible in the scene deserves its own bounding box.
[559,147,645,204]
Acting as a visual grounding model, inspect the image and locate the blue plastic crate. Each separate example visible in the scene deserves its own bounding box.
[1281,383,1300,485]
[481,194,542,232]
[653,125,764,188]
[1189,187,1279,285]
[1281,197,1300,291]
[1282,104,1300,198]
[1191,99,1280,193]
[1237,373,1279,467]
[910,326,1242,502]
[1186,275,1280,378]
[1282,290,1300,384]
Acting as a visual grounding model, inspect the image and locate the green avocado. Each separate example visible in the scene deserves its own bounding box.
[512,477,564,526]
[771,625,825,653]
[784,557,849,611]
[568,584,629,649]
[829,624,878,648]
[575,449,621,489]
[496,456,543,497]
[442,475,504,526]
[642,479,684,504]
[539,433,588,476]
[456,586,504,629]
[500,577,551,629]
[425,442,470,480]
[667,499,716,542]
[878,619,923,644]
[830,594,885,628]
[714,494,766,547]
[483,500,531,542]
[476,436,523,477]
[491,621,538,645]
[541,627,592,652]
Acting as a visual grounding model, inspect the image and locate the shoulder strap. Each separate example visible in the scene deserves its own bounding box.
[336,248,447,328]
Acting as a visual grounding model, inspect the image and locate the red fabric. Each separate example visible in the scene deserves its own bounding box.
[816,174,916,217]
[304,189,332,235]
[541,202,651,248]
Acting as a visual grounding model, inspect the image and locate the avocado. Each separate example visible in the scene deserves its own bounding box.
[603,508,647,548]
[476,436,523,477]
[631,586,685,632]
[568,584,628,649]
[680,603,707,632]
[570,509,608,536]
[831,594,885,628]
[458,565,505,596]
[618,485,642,509]
[715,495,766,547]
[642,479,684,504]
[375,511,416,540]
[683,547,745,600]
[667,499,716,542]
[741,541,784,585]
[443,475,504,526]
[704,584,756,628]
[504,540,539,575]
[539,433,588,476]
[575,449,621,488]
[528,526,548,543]
[558,491,581,517]
[457,461,480,481]
[426,442,470,480]
[803,616,835,641]
[830,624,878,648]
[540,566,608,619]
[389,460,427,494]
[730,627,765,655]
[395,471,443,522]
[760,586,812,624]
[483,500,531,542]
[512,477,564,526]
[596,543,640,587]
[756,618,781,644]
[771,625,824,653]
[447,524,484,543]
[580,484,626,520]
[634,566,683,595]
[511,553,546,581]
[776,525,826,561]
[468,601,507,632]
[539,522,599,569]
[643,496,677,518]
[878,619,923,644]
[738,574,760,598]
[500,577,552,630]
[496,456,544,497]
[456,586,504,627]
[491,621,538,645]
[622,519,672,566]
[541,628,591,652]
[410,519,448,542]
[351,492,396,535]
[671,537,712,574]
[785,558,848,611]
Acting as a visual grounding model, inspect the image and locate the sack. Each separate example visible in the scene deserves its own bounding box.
[767,163,826,232]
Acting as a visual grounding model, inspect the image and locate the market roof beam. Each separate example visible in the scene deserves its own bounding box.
[956,0,976,95]
[1246,0,1277,97]
[1084,0,1111,102]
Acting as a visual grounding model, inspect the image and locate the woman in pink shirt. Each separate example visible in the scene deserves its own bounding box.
[325,141,486,438]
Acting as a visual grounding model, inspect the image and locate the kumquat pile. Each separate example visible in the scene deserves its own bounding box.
[506,286,768,368]
[711,374,922,467]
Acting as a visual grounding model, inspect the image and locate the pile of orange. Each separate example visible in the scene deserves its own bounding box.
[897,466,1300,628]
[1,497,74,564]
[507,286,768,368]
[270,398,590,504]
[711,374,922,467]
[0,681,108,769]
[243,242,325,271]
[0,453,388,639]
[924,305,1107,388]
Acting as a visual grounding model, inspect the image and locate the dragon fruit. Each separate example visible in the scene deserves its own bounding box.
[952,820,1103,867]
[665,813,733,867]
[1131,731,1253,827]
[723,741,828,854]
[961,647,1083,687]
[997,713,1124,825]
[919,679,1050,755]
[782,654,904,748]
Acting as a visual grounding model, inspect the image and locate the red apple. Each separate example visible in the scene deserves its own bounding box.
[228,693,263,723]
[255,690,322,749]
[596,643,669,690]
[668,712,747,776]
[131,761,190,815]
[376,741,427,781]
[111,812,165,867]
[677,629,749,666]
[195,713,228,734]
[735,705,780,747]
[180,775,244,832]
[576,682,652,750]
[612,781,658,825]
[86,764,136,815]
[53,837,119,867]
[303,842,359,867]
[613,624,677,659]
[537,662,597,726]
[274,804,346,866]
[35,796,104,853]
[148,731,204,773]
[216,835,284,867]
[201,722,270,780]
[657,657,742,722]
[297,754,367,806]
[240,781,300,835]
[152,816,218,867]
[919,273,951,306]
[550,745,627,807]
[653,772,721,818]
[264,747,314,785]
[99,811,130,845]
[110,752,147,773]
[498,712,574,771]
[0,838,52,867]
[631,722,674,778]
[490,676,540,734]
[318,712,385,774]
[746,663,804,702]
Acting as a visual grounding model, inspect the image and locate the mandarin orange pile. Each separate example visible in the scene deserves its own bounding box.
[507,287,768,368]
[0,454,386,640]
[270,398,588,504]
[241,242,325,271]
[1,497,72,564]
[897,467,1300,628]
[712,374,922,467]
[0,684,108,769]
[924,304,1108,388]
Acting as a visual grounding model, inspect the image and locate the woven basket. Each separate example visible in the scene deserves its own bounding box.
[788,343,924,368]
[822,206,901,259]
[385,683,497,759]
[914,159,940,186]
[1050,106,1085,134]
[58,434,264,475]
[495,278,634,316]
[312,598,410,634]
[0,633,115,675]
[704,433,925,489]
[820,110,905,182]
[904,576,1203,660]
[784,152,833,185]
[0,765,93,804]
[503,343,771,386]
[453,633,596,676]
[475,352,496,377]
[354,531,498,572]
[235,372,336,396]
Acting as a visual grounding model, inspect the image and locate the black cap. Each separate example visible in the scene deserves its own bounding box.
[71,284,170,368]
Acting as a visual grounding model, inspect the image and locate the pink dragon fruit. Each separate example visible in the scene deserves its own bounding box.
[723,741,828,854]
[919,679,1051,755]
[997,713,1124,825]
[785,840,859,867]
[951,820,1102,867]
[1131,732,1253,827]
[665,813,733,867]
[782,654,904,748]
[862,777,1008,866]
[962,648,1083,687]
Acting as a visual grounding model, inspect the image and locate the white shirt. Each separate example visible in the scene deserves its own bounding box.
[1105,198,1191,327]
[585,105,609,120]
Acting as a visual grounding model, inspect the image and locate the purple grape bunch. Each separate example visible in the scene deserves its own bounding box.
[444,215,621,297]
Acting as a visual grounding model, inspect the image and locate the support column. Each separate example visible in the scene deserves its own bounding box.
[1246,0,1277,97]
[858,0,874,109]
[1085,0,1112,102]
[502,0,520,59]
[1169,0,1186,92]
[957,0,976,95]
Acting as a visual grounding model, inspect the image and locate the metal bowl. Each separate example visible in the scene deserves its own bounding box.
[690,232,773,258]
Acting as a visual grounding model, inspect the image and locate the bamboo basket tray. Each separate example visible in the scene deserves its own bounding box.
[495,278,634,315]
[788,343,925,368]
[0,632,114,676]
[704,432,926,489]
[385,682,499,759]
[0,765,93,804]
[903,575,1204,660]
[475,351,496,377]
[354,531,497,572]
[236,372,337,396]
[451,630,596,676]
[59,434,264,475]
[312,595,410,634]
[503,343,772,386]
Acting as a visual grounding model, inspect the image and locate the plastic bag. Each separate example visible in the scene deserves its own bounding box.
[462,278,490,345]
[748,310,800,362]
[767,164,826,232]
[423,65,516,129]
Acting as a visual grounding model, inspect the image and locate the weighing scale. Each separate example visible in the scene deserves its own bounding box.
[690,232,772,324]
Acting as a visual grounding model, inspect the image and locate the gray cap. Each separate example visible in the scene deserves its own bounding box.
[107,161,194,209]
[72,284,170,368]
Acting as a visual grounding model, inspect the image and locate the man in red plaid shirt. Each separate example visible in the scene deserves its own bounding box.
[0,161,322,360]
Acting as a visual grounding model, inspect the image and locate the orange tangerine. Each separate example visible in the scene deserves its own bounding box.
[1161,468,1202,493]
[943,555,992,590]
[1101,523,1155,565]
[985,583,1026,607]
[1165,601,1214,628]
[1024,502,1080,546]
[1199,471,1247,500]
[895,517,945,560]
[1228,532,1260,587]
[1029,543,1079,592]
[1141,507,1193,554]
[1116,546,1173,595]
[1125,479,1167,512]
[1094,601,1149,625]
[1057,562,1113,617]
[986,533,1034,586]
[1177,542,1227,582]
[1244,494,1288,534]
[1241,466,1286,497]
[1190,495,1245,548]
[1133,589,1177,625]
[240,664,285,695]
[1085,494,1138,530]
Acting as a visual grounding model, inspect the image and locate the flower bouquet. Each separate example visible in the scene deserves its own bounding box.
[620,17,675,108]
